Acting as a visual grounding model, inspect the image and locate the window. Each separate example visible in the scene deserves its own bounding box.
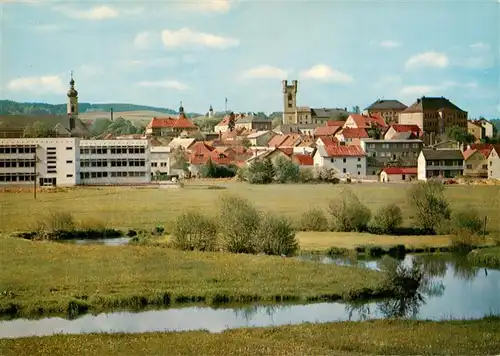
[330,158,334,163]
[66,174,73,178]
[482,164,488,170]
[357,164,362,168]
[66,147,73,150]
[466,164,472,169]
[66,160,73,164]
[343,158,346,163]
[357,171,360,175]
[151,162,158,167]
[357,157,361,162]
[160,162,168,167]
[343,168,347,173]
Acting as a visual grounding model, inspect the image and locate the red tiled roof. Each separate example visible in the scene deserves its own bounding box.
[292,154,314,166]
[318,137,339,147]
[147,116,197,129]
[466,144,494,160]
[278,147,294,156]
[314,125,341,137]
[326,120,346,127]
[338,128,369,139]
[189,141,214,155]
[268,134,300,148]
[324,145,366,157]
[267,135,288,147]
[390,124,422,133]
[382,167,418,175]
[348,114,387,129]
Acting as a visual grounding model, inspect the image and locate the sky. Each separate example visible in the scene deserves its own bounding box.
[1,0,499,118]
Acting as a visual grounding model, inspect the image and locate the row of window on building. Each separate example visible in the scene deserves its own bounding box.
[0,146,37,154]
[80,147,146,155]
[0,173,36,182]
[80,159,147,167]
[0,159,36,168]
[79,171,147,179]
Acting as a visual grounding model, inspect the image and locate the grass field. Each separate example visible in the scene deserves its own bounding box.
[1,317,499,355]
[1,183,499,234]
[468,247,500,268]
[0,234,389,317]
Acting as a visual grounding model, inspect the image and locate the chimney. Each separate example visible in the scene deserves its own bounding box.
[219,130,222,141]
[69,117,75,131]
[110,108,114,121]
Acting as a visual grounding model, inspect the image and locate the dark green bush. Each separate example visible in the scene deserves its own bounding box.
[298,208,328,231]
[452,208,484,235]
[274,156,300,183]
[171,211,218,251]
[246,158,274,184]
[256,213,299,256]
[408,181,451,233]
[372,204,403,234]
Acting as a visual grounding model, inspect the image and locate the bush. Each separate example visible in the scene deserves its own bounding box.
[298,168,314,183]
[314,167,340,183]
[200,159,237,178]
[235,167,248,181]
[371,204,403,234]
[247,158,275,184]
[328,189,371,232]
[274,156,300,183]
[450,228,483,251]
[217,195,260,253]
[171,211,218,251]
[408,181,451,233]
[452,208,484,235]
[47,211,76,232]
[298,208,328,231]
[256,214,298,256]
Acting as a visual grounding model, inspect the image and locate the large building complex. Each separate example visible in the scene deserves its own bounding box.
[0,138,150,187]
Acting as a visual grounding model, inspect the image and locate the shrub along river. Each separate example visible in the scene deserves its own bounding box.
[1,252,499,339]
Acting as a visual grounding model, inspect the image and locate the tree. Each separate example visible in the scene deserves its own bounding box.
[445,125,475,145]
[274,156,300,183]
[241,138,252,149]
[368,126,382,139]
[228,112,236,132]
[171,147,189,171]
[90,118,112,136]
[408,181,451,233]
[23,121,57,138]
[352,105,360,114]
[247,158,274,184]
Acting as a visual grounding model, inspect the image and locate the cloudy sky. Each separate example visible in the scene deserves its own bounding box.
[1,0,499,117]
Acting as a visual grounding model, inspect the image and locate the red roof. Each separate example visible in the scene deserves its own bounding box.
[292,154,314,166]
[382,167,418,175]
[147,116,197,130]
[326,120,346,127]
[324,145,366,157]
[278,147,294,156]
[389,124,423,135]
[348,114,387,129]
[268,134,300,148]
[318,137,339,147]
[314,125,341,137]
[464,144,494,160]
[338,128,369,139]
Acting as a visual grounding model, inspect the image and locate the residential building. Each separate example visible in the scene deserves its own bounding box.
[384,124,423,140]
[487,145,500,179]
[380,167,417,183]
[214,112,244,133]
[363,99,408,125]
[463,146,490,178]
[478,118,495,138]
[145,104,198,137]
[399,96,468,140]
[150,146,172,178]
[281,80,350,125]
[417,148,464,181]
[246,148,292,166]
[267,134,302,148]
[343,114,387,130]
[292,153,314,168]
[360,139,423,177]
[431,140,461,150]
[187,141,232,176]
[313,145,366,178]
[467,120,483,142]
[313,125,342,138]
[0,138,79,187]
[274,123,319,136]
[235,113,272,131]
[167,138,196,151]
[0,137,151,186]
[247,130,274,147]
[335,128,369,146]
[79,139,150,185]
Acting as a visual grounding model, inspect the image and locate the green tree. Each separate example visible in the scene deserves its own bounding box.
[22,121,57,138]
[445,125,475,145]
[274,156,300,183]
[90,118,112,136]
[247,158,275,184]
[352,105,360,114]
[241,138,252,149]
[408,181,451,233]
[228,112,236,132]
[171,147,189,171]
[200,159,217,177]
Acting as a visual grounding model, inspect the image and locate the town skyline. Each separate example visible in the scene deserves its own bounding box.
[2,0,499,118]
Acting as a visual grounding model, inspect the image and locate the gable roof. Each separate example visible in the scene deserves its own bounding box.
[236,113,270,124]
[389,124,423,134]
[314,125,341,137]
[421,148,464,160]
[167,137,196,150]
[267,133,301,148]
[147,116,197,130]
[292,153,314,166]
[365,99,408,111]
[402,96,466,113]
[326,120,346,127]
[338,128,369,139]
[311,108,350,119]
[317,145,366,158]
[347,114,387,128]
[247,130,270,139]
[381,167,417,175]
[317,136,339,147]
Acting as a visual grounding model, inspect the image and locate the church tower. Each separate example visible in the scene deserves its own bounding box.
[208,105,214,118]
[282,80,298,124]
[67,71,78,132]
[179,101,185,118]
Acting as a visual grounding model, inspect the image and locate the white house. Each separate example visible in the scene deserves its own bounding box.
[313,145,366,178]
[150,146,172,178]
[478,118,495,138]
[487,145,500,180]
[246,130,274,147]
[380,167,418,182]
[417,148,464,181]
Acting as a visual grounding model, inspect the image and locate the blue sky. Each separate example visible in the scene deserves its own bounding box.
[1,0,499,117]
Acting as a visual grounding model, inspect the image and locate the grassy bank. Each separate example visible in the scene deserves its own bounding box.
[468,247,500,268]
[1,317,499,355]
[0,234,389,318]
[0,183,498,233]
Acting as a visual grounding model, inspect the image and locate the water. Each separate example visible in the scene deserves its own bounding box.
[1,253,499,339]
[65,237,131,246]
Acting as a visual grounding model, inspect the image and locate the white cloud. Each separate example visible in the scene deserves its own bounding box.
[400,81,477,96]
[180,0,232,13]
[454,55,494,69]
[470,42,490,50]
[133,31,160,49]
[7,75,66,95]
[241,65,288,79]
[52,5,126,20]
[299,64,353,84]
[161,28,239,49]
[405,51,449,69]
[380,40,400,48]
[137,80,189,91]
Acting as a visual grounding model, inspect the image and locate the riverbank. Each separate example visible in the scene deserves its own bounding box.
[1,317,499,355]
[0,235,389,318]
[468,247,500,268]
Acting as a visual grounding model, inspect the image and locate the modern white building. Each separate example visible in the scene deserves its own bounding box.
[150,146,172,179]
[0,138,151,187]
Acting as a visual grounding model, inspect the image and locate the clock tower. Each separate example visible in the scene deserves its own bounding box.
[281,80,297,124]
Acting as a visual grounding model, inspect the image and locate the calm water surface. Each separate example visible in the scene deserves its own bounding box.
[1,253,499,339]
